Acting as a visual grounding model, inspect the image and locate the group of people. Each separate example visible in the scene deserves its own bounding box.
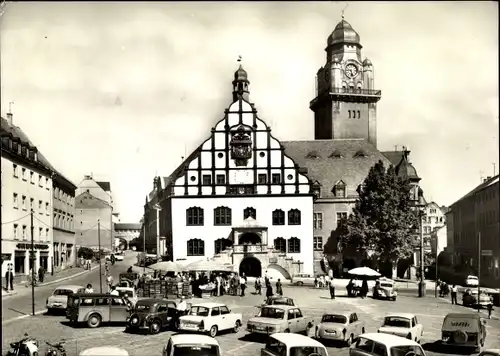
[346,278,369,298]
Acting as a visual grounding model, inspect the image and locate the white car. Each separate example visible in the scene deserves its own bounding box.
[162,334,221,356]
[79,347,129,356]
[377,313,423,343]
[350,333,426,356]
[465,275,479,287]
[179,302,243,337]
[106,254,124,262]
[291,273,315,286]
[46,285,85,313]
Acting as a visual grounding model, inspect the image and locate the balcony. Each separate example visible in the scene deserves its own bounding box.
[310,87,382,108]
[233,244,269,254]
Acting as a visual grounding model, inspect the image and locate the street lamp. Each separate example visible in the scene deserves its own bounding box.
[413,187,427,298]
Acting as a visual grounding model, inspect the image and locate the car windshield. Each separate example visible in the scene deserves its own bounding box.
[189,306,210,317]
[322,314,347,323]
[134,302,153,312]
[380,283,393,288]
[270,298,292,305]
[173,345,219,356]
[53,289,75,296]
[260,307,285,319]
[290,346,328,356]
[384,317,411,328]
[390,345,425,356]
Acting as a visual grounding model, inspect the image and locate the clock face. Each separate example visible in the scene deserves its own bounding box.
[345,64,358,79]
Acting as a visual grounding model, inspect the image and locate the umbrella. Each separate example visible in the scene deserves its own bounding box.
[348,267,381,277]
[148,261,183,273]
[186,260,233,272]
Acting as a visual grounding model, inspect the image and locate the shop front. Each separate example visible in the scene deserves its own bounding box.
[11,242,52,275]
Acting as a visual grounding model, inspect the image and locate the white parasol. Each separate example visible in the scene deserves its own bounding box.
[148,261,183,273]
[186,260,233,272]
[348,267,381,277]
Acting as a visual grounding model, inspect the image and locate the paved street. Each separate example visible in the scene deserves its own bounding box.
[2,276,499,356]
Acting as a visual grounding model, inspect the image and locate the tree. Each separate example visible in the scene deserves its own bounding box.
[338,160,419,267]
[77,247,94,260]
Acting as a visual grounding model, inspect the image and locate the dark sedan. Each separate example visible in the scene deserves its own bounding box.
[126,298,181,334]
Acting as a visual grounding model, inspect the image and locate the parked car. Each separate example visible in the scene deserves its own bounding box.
[463,289,492,307]
[66,293,129,328]
[263,296,295,307]
[46,285,85,313]
[178,302,243,337]
[291,273,315,286]
[441,312,487,352]
[116,287,138,305]
[315,312,366,346]
[479,350,500,356]
[247,305,314,335]
[372,277,397,301]
[377,313,423,343]
[261,333,328,356]
[465,275,479,287]
[349,333,426,356]
[79,347,129,356]
[126,298,179,334]
[162,334,221,356]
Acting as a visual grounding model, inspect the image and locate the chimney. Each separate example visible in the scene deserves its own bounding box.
[6,112,13,126]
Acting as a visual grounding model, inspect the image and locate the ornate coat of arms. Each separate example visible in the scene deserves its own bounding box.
[230,125,252,166]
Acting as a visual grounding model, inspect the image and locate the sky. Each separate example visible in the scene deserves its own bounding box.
[1,1,498,222]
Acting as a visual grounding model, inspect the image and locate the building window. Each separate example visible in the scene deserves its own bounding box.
[258,174,267,184]
[13,193,18,209]
[38,174,42,187]
[13,164,18,177]
[46,228,49,239]
[274,237,286,253]
[271,173,281,184]
[45,177,49,189]
[22,225,27,240]
[272,209,285,225]
[336,212,348,223]
[333,182,346,198]
[45,202,49,215]
[313,213,323,230]
[216,174,225,185]
[186,207,204,226]
[288,209,301,225]
[202,174,211,185]
[22,168,27,180]
[288,237,301,253]
[313,236,323,250]
[30,171,34,184]
[39,227,43,240]
[30,198,34,211]
[38,200,43,213]
[214,238,231,254]
[214,206,231,226]
[22,196,27,210]
[13,224,18,239]
[244,207,256,219]
[187,238,205,256]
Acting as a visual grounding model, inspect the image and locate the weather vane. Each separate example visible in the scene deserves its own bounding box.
[341,2,349,19]
[238,55,243,63]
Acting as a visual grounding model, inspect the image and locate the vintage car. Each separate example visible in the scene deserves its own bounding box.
[465,275,479,287]
[479,350,500,356]
[261,333,328,356]
[116,287,138,305]
[315,312,366,345]
[377,313,423,343]
[178,302,243,337]
[263,296,295,307]
[79,347,129,356]
[66,293,130,328]
[372,277,397,301]
[247,305,314,335]
[441,312,487,352]
[350,333,426,356]
[463,289,492,307]
[126,298,179,334]
[162,334,221,356]
[291,273,315,286]
[46,285,85,313]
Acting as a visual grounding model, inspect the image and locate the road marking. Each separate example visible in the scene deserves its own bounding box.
[227,342,255,353]
[2,309,47,325]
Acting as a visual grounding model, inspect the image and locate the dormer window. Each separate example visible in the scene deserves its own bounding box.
[306,151,321,159]
[329,151,343,159]
[312,181,321,199]
[354,150,366,158]
[333,181,346,198]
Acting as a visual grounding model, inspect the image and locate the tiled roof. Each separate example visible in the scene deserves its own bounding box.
[1,116,75,187]
[96,181,111,192]
[114,223,141,231]
[454,174,499,204]
[281,139,392,198]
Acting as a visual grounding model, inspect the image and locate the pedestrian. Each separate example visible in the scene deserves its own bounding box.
[329,276,336,299]
[86,259,91,270]
[109,285,119,296]
[451,284,458,304]
[5,263,14,291]
[255,276,262,295]
[38,265,45,284]
[360,280,368,299]
[276,279,283,296]
[487,296,493,319]
[85,283,94,293]
[266,281,274,302]
[106,274,114,292]
[240,273,247,297]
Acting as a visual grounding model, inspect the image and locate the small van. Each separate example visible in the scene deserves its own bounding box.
[261,333,328,356]
[66,293,129,328]
[441,313,487,352]
[292,274,315,286]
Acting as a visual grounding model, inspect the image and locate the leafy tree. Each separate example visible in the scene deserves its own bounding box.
[338,160,419,266]
[77,247,94,260]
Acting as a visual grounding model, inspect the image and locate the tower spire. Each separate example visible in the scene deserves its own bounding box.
[232,56,250,102]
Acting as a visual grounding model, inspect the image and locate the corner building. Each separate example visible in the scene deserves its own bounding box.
[164,68,314,278]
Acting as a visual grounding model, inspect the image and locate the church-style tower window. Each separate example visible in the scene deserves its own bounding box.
[214,206,232,226]
[186,207,204,226]
[216,174,225,185]
[258,174,267,184]
[333,182,346,198]
[187,238,204,256]
[274,237,286,253]
[202,174,211,185]
[244,207,256,220]
[271,174,281,184]
[288,209,301,225]
[272,209,285,225]
[288,237,301,253]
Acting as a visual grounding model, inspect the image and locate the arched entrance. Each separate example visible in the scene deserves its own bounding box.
[239,232,261,245]
[239,256,262,277]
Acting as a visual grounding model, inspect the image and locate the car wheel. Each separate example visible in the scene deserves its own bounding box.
[32,352,38,356]
[284,329,290,333]
[297,281,304,286]
[346,334,353,346]
[149,320,161,334]
[87,314,102,328]
[233,320,241,333]
[209,325,218,338]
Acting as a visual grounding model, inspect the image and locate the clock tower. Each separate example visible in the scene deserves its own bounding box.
[310,17,381,147]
